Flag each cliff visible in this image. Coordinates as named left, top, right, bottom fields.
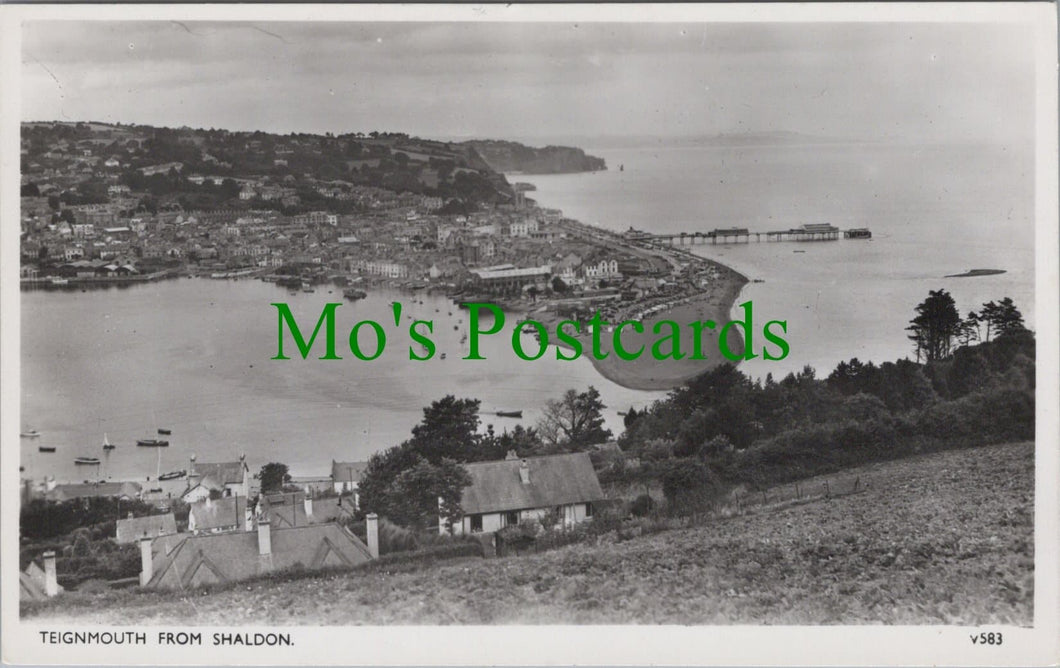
left=463, top=140, right=606, bottom=174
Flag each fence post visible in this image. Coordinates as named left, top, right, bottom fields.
left=825, top=481, right=830, bottom=498
left=796, top=483, right=800, bottom=500
left=854, top=476, right=860, bottom=492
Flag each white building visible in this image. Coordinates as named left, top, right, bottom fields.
left=508, top=218, right=540, bottom=238
left=583, top=259, right=621, bottom=280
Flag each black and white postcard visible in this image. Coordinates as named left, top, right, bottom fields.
left=2, top=3, right=1058, bottom=666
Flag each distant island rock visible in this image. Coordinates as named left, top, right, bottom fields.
left=464, top=140, right=607, bottom=174
left=945, top=269, right=1007, bottom=278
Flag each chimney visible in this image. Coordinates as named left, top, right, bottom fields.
left=366, top=513, right=379, bottom=559
left=43, top=551, right=59, bottom=597
left=138, top=538, right=152, bottom=586
left=257, top=519, right=272, bottom=557
left=304, top=495, right=313, bottom=519
left=519, top=459, right=530, bottom=485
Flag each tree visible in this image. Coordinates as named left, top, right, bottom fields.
left=390, top=458, right=471, bottom=532
left=906, top=289, right=961, bottom=362
left=538, top=386, right=612, bottom=451
left=958, top=310, right=980, bottom=347
left=978, top=301, right=1000, bottom=342
left=623, top=406, right=641, bottom=430
left=659, top=458, right=721, bottom=514
left=408, top=395, right=485, bottom=462
left=988, top=298, right=1027, bottom=338
left=493, top=424, right=543, bottom=455
left=258, top=462, right=291, bottom=493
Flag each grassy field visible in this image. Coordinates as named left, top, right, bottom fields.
left=23, top=441, right=1034, bottom=625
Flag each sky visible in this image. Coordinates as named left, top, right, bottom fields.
left=21, top=20, right=1037, bottom=145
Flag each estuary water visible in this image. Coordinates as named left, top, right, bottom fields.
left=21, top=139, right=1036, bottom=482
left=21, top=282, right=664, bottom=482
left=517, top=140, right=1036, bottom=381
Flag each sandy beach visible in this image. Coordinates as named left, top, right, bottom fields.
left=585, top=266, right=749, bottom=391
left=516, top=254, right=749, bottom=392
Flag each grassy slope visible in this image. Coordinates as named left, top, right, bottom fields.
left=24, top=441, right=1033, bottom=625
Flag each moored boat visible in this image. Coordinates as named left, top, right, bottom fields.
left=157, top=428, right=172, bottom=435
left=102, top=433, right=115, bottom=450
left=137, top=438, right=169, bottom=447
left=38, top=445, right=56, bottom=453
left=20, top=429, right=41, bottom=438
left=75, top=457, right=101, bottom=465
left=496, top=410, right=523, bottom=419
left=343, top=288, right=368, bottom=300
left=158, top=469, right=187, bottom=481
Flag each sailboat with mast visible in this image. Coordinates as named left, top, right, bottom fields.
left=102, top=433, right=115, bottom=451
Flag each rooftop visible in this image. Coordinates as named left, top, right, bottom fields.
left=460, top=452, right=604, bottom=515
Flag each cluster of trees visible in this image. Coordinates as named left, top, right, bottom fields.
left=610, top=293, right=1033, bottom=498
left=19, top=496, right=187, bottom=588
left=357, top=388, right=615, bottom=532
left=907, top=289, right=1026, bottom=362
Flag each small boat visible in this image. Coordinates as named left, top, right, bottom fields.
left=343, top=288, right=367, bottom=300
left=158, top=469, right=187, bottom=481
left=157, top=428, right=172, bottom=435
left=102, top=433, right=115, bottom=450
left=136, top=438, right=169, bottom=447
left=496, top=410, right=523, bottom=419
left=288, top=290, right=298, bottom=296
left=302, top=287, right=315, bottom=293
left=440, top=353, right=447, bottom=360
left=38, top=445, right=56, bottom=453
left=20, top=429, right=41, bottom=438
left=75, top=457, right=101, bottom=465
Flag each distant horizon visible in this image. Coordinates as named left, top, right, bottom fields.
left=22, top=21, right=1036, bottom=148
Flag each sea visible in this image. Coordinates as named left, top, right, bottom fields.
left=20, top=139, right=1036, bottom=482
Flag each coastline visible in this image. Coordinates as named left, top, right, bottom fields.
left=583, top=263, right=748, bottom=391
left=509, top=253, right=749, bottom=392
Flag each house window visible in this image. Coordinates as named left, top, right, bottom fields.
left=585, top=502, right=594, bottom=518
left=470, top=514, right=483, bottom=533
left=504, top=511, right=519, bottom=527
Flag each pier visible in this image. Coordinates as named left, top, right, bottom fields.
left=638, top=224, right=869, bottom=246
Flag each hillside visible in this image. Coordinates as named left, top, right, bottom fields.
left=464, top=140, right=607, bottom=174
left=23, top=441, right=1033, bottom=625
left=22, top=121, right=516, bottom=209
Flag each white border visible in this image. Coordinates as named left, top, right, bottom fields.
left=1, top=4, right=1057, bottom=666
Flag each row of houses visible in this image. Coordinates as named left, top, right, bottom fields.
left=25, top=451, right=604, bottom=596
